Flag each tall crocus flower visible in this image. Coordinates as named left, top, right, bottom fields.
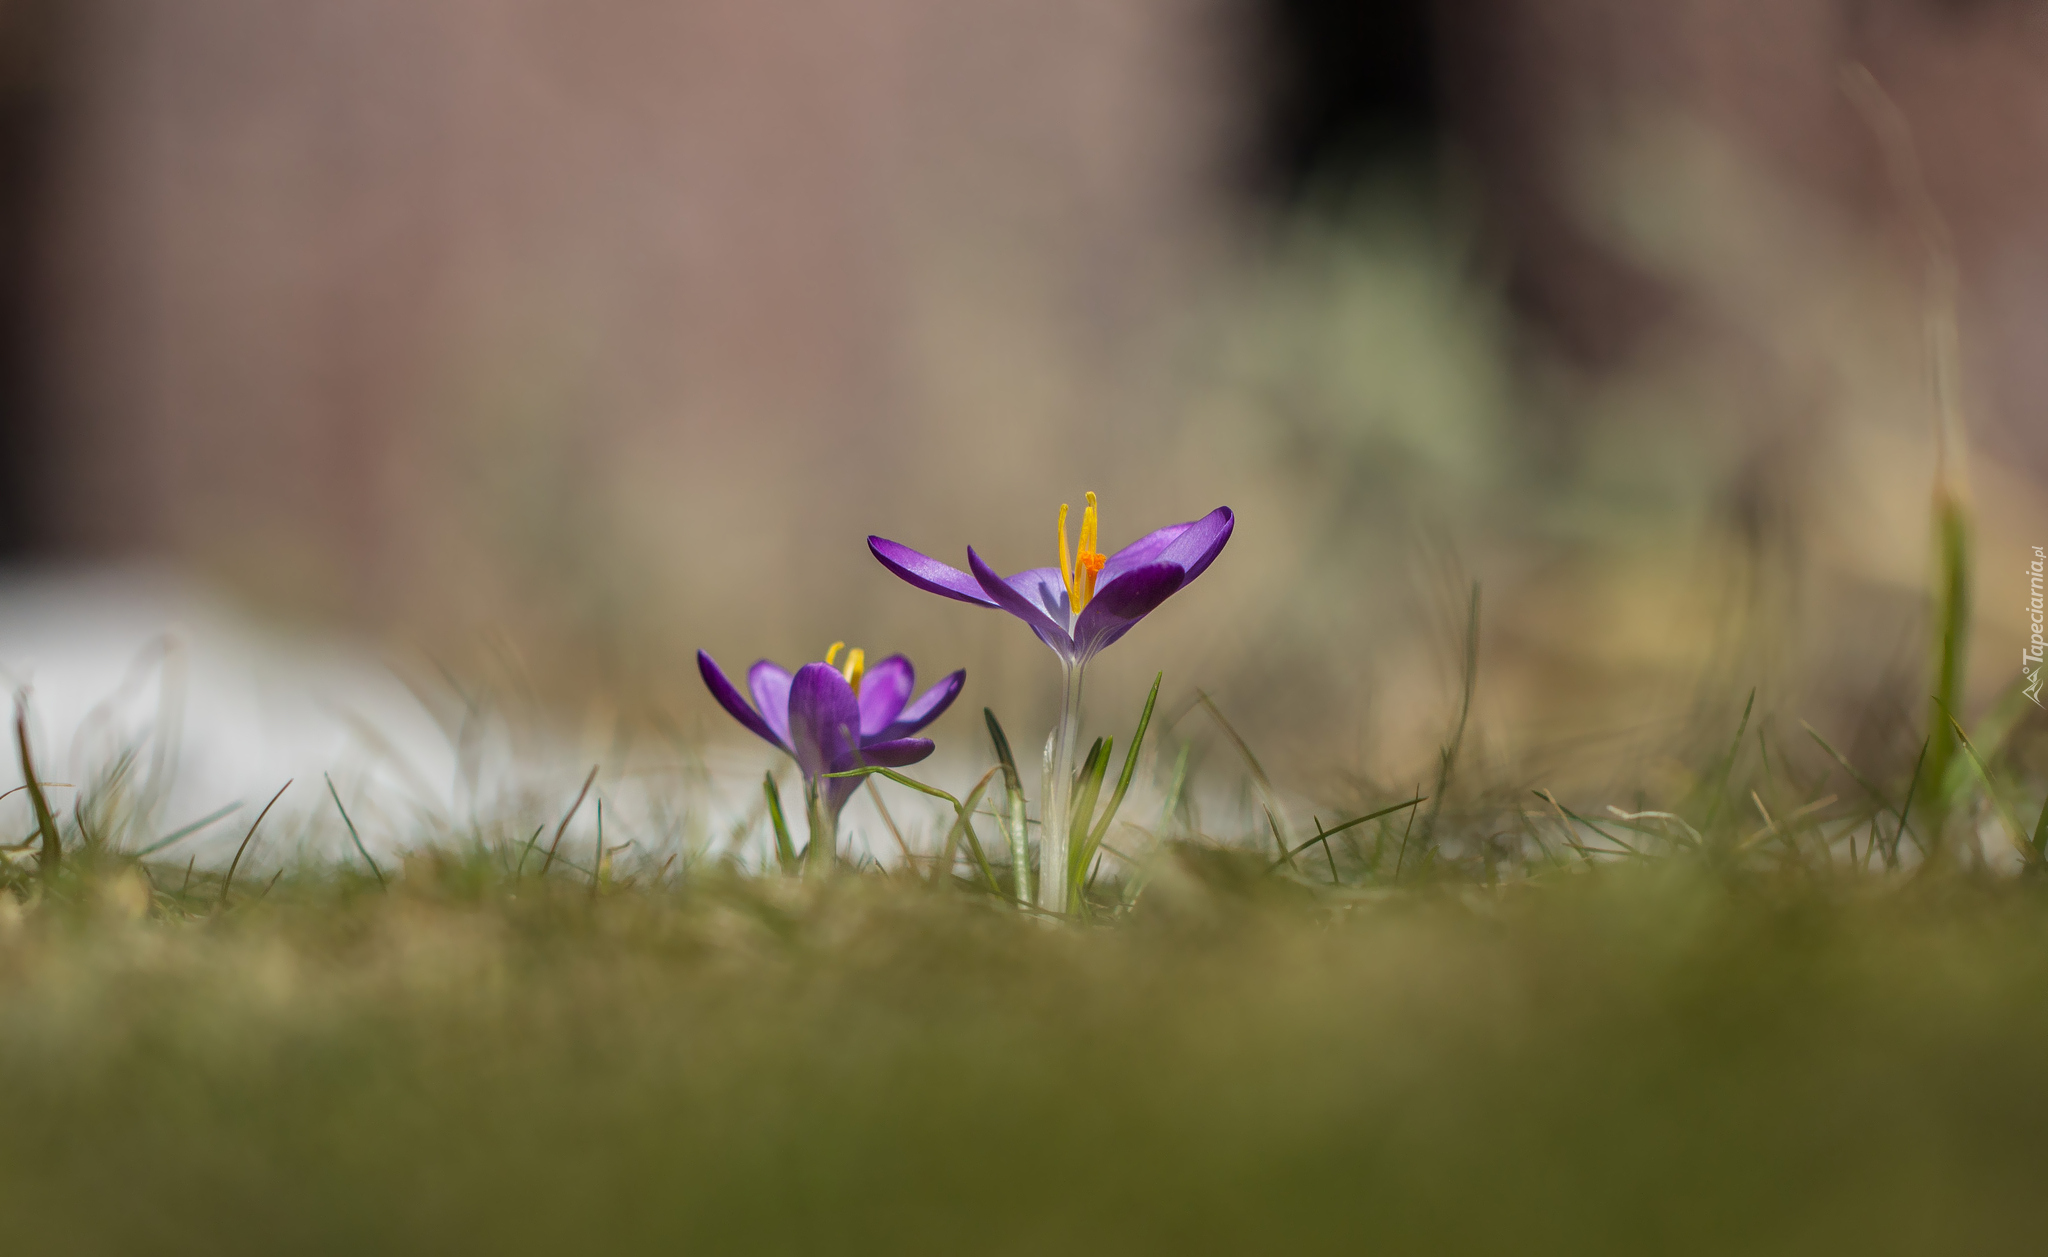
left=698, top=644, right=964, bottom=874
left=869, top=496, right=1232, bottom=910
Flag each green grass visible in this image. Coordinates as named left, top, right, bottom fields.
left=4, top=850, right=2048, bottom=1254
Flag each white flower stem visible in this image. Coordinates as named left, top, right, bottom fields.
left=1037, top=661, right=1086, bottom=913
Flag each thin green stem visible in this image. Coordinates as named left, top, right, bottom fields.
left=805, top=781, right=836, bottom=880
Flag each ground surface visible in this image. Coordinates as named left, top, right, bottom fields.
left=2, top=857, right=2045, bottom=1255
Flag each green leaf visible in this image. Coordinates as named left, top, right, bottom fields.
left=1071, top=673, right=1161, bottom=904
left=937, top=767, right=1005, bottom=897
left=763, top=772, right=798, bottom=874
left=983, top=708, right=1031, bottom=907
left=1068, top=737, right=1110, bottom=845
left=984, top=708, right=1022, bottom=797
left=821, top=764, right=1004, bottom=898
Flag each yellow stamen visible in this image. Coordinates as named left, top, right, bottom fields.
left=1058, top=502, right=1074, bottom=600
left=824, top=641, right=844, bottom=668
left=1056, top=491, right=1107, bottom=613
left=840, top=647, right=865, bottom=695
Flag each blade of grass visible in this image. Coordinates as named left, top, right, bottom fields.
left=1942, top=708, right=2035, bottom=866
left=865, top=777, right=915, bottom=868
left=1268, top=797, right=1427, bottom=870
left=1394, top=784, right=1425, bottom=874
left=1698, top=688, right=1756, bottom=836
left=1936, top=672, right=2037, bottom=803
left=824, top=764, right=1004, bottom=897
left=1535, top=790, right=1646, bottom=858
left=763, top=773, right=799, bottom=873
left=15, top=693, right=61, bottom=881
left=1891, top=735, right=1931, bottom=865
left=133, top=800, right=243, bottom=858
left=535, top=765, right=599, bottom=878
left=1196, top=690, right=1296, bottom=866
left=324, top=774, right=387, bottom=889
left=1068, top=737, right=1109, bottom=834
left=219, top=780, right=291, bottom=909
left=1417, top=583, right=1481, bottom=859
left=1844, top=63, right=1974, bottom=859
left=0, top=780, right=72, bottom=806
left=1064, top=736, right=1110, bottom=896
left=1605, top=808, right=1704, bottom=851
left=1156, top=743, right=1189, bottom=835
left=1119, top=741, right=1191, bottom=914
left=937, top=767, right=1004, bottom=896
left=1803, top=722, right=1918, bottom=866
left=985, top=708, right=1030, bottom=907
left=1074, top=672, right=1161, bottom=893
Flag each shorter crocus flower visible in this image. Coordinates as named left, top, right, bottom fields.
left=869, top=494, right=1232, bottom=911
left=698, top=643, right=964, bottom=872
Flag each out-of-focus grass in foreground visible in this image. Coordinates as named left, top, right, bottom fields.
left=4, top=858, right=2048, bottom=1255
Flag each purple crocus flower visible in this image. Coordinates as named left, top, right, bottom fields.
left=867, top=495, right=1233, bottom=665
left=867, top=494, right=1230, bottom=912
left=696, top=644, right=964, bottom=823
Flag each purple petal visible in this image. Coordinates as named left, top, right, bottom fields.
left=824, top=737, right=936, bottom=813
left=698, top=651, right=788, bottom=752
left=854, top=737, right=936, bottom=768
left=857, top=654, right=914, bottom=737
left=1004, top=566, right=1072, bottom=623
left=869, top=537, right=997, bottom=607
left=1100, top=522, right=1193, bottom=584
left=747, top=660, right=794, bottom=748
left=968, top=547, right=1076, bottom=660
left=787, top=662, right=863, bottom=784
left=1152, top=506, right=1233, bottom=584
left=1073, top=562, right=1185, bottom=660
left=1099, top=506, right=1233, bottom=586
left=877, top=669, right=964, bottom=740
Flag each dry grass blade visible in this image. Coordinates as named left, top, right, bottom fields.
left=865, top=777, right=915, bottom=867
left=1415, top=583, right=1481, bottom=863
left=537, top=765, right=600, bottom=878
left=219, top=780, right=292, bottom=909
left=1196, top=690, right=1295, bottom=865
left=14, top=693, right=64, bottom=881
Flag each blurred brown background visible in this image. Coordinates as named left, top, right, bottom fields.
left=2, top=0, right=2044, bottom=791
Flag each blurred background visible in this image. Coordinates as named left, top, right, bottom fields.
left=0, top=0, right=2045, bottom=827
